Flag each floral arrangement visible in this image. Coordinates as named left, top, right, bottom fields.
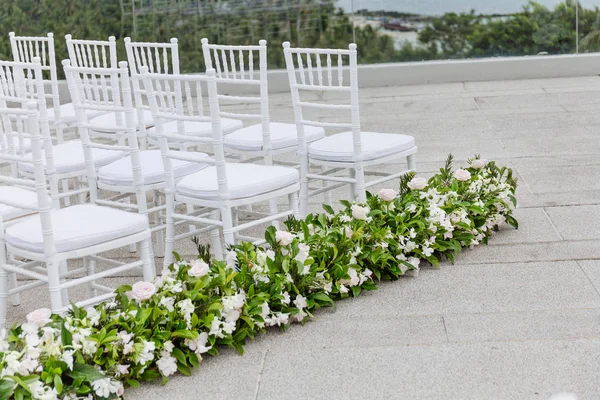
left=0, top=155, right=517, bottom=400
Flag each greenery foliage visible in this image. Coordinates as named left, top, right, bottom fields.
left=0, top=155, right=518, bottom=399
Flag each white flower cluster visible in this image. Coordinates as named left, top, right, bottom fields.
left=209, top=291, right=245, bottom=339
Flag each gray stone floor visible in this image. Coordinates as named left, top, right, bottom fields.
left=8, top=76, right=600, bottom=399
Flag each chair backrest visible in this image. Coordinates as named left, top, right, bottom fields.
left=201, top=38, right=271, bottom=152
left=282, top=42, right=361, bottom=159
left=141, top=68, right=228, bottom=198
left=124, top=37, right=180, bottom=145
left=0, top=59, right=58, bottom=203
left=65, top=35, right=118, bottom=69
left=8, top=33, right=61, bottom=110
left=0, top=102, right=57, bottom=245
left=63, top=59, right=148, bottom=211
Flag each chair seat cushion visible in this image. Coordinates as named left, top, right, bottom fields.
left=223, top=122, right=325, bottom=151
left=46, top=103, right=105, bottom=125
left=6, top=204, right=149, bottom=253
left=97, top=149, right=207, bottom=186
left=89, top=109, right=154, bottom=133
left=147, top=118, right=243, bottom=138
left=0, top=187, right=39, bottom=221
left=308, top=131, right=416, bottom=162
left=18, top=140, right=125, bottom=175
left=176, top=163, right=299, bottom=200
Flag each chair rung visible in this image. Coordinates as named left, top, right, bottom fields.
left=306, top=173, right=355, bottom=183
left=60, top=260, right=143, bottom=289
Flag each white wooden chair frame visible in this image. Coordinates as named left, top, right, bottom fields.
left=9, top=32, right=66, bottom=143
left=282, top=42, right=417, bottom=217
left=63, top=59, right=160, bottom=260
left=0, top=97, right=154, bottom=330
left=141, top=68, right=299, bottom=267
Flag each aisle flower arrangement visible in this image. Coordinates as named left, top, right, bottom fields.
left=0, top=156, right=518, bottom=400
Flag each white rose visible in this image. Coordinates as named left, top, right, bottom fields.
left=131, top=281, right=156, bottom=301
left=188, top=259, right=210, bottom=278
left=276, top=230, right=294, bottom=246
left=407, top=177, right=428, bottom=190
left=26, top=308, right=52, bottom=328
left=454, top=169, right=472, bottom=181
left=377, top=188, right=397, bottom=202
left=351, top=205, right=369, bottom=220
left=469, top=159, right=486, bottom=169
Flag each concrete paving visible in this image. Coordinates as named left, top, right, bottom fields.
left=7, top=75, right=600, bottom=399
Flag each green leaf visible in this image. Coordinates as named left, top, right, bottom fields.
left=136, top=307, right=153, bottom=325
left=126, top=379, right=141, bottom=388
left=0, top=380, right=15, bottom=400
left=172, top=348, right=187, bottom=366
left=240, top=315, right=255, bottom=330
left=322, top=204, right=335, bottom=215
left=54, top=374, right=63, bottom=394
left=177, top=363, right=192, bottom=376
left=172, top=330, right=197, bottom=340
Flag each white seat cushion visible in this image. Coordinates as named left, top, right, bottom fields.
left=89, top=109, right=154, bottom=133
left=6, top=204, right=149, bottom=253
left=177, top=163, right=299, bottom=200
left=97, top=149, right=207, bottom=186
left=0, top=187, right=39, bottom=221
left=223, top=122, right=325, bottom=151
left=19, top=140, right=125, bottom=175
left=46, top=103, right=105, bottom=125
left=147, top=118, right=243, bottom=138
left=308, top=131, right=416, bottom=162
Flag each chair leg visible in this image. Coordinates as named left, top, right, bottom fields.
left=355, top=163, right=367, bottom=203
left=186, top=203, right=195, bottom=233
left=163, top=193, right=176, bottom=270
left=0, top=231, right=9, bottom=330
left=222, top=205, right=235, bottom=247
left=83, top=256, right=97, bottom=299
left=407, top=153, right=417, bottom=171
left=47, top=258, right=63, bottom=313
left=126, top=196, right=137, bottom=253
left=319, top=165, right=332, bottom=207
left=269, top=198, right=279, bottom=229
left=8, top=269, right=19, bottom=306
left=154, top=191, right=165, bottom=258
left=289, top=192, right=299, bottom=218
left=299, top=154, right=310, bottom=218
left=349, top=168, right=357, bottom=200
left=61, top=180, right=71, bottom=207
left=140, top=236, right=155, bottom=282
left=58, top=260, right=70, bottom=306
left=209, top=210, right=223, bottom=261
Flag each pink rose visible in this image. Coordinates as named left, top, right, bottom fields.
left=188, top=259, right=210, bottom=278
left=351, top=205, right=369, bottom=220
left=131, top=281, right=156, bottom=301
left=344, top=226, right=353, bottom=239
left=275, top=230, right=294, bottom=246
left=454, top=169, right=471, bottom=181
left=377, top=188, right=397, bottom=202
left=26, top=308, right=52, bottom=328
left=469, top=159, right=486, bottom=170
left=407, top=177, right=427, bottom=190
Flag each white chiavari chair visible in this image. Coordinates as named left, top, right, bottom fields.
left=201, top=38, right=325, bottom=163
left=283, top=42, right=418, bottom=217
left=125, top=37, right=243, bottom=150
left=142, top=68, right=300, bottom=267
left=9, top=32, right=107, bottom=144
left=0, top=99, right=154, bottom=330
left=65, top=34, right=149, bottom=144
left=64, top=58, right=206, bottom=258
left=1, top=58, right=124, bottom=208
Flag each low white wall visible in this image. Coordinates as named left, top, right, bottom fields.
left=53, top=52, right=600, bottom=100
